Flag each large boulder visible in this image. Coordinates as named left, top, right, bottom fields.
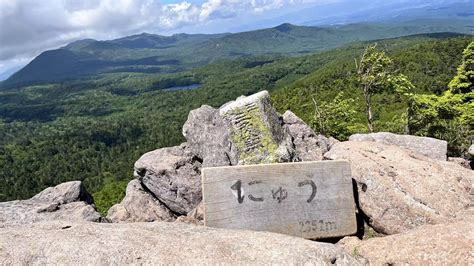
left=0, top=220, right=362, bottom=265
left=338, top=218, right=474, bottom=265
left=219, top=90, right=294, bottom=165
left=282, top=110, right=329, bottom=161
left=324, top=141, right=473, bottom=235
left=182, top=105, right=237, bottom=167
left=349, top=132, right=448, bottom=160
left=0, top=181, right=101, bottom=227
left=107, top=180, right=175, bottom=223
left=134, top=144, right=202, bottom=215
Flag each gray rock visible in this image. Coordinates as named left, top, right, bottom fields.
left=0, top=200, right=101, bottom=228
left=327, top=137, right=340, bottom=149
left=0, top=181, right=100, bottom=228
left=107, top=180, right=175, bottom=223
left=219, top=91, right=294, bottom=165
left=282, top=110, right=329, bottom=161
left=182, top=105, right=237, bottom=167
left=0, top=221, right=363, bottom=265
left=349, top=132, right=447, bottom=160
left=134, top=144, right=202, bottom=215
left=31, top=181, right=94, bottom=205
left=448, top=157, right=472, bottom=170
left=175, top=202, right=204, bottom=225
left=338, top=217, right=474, bottom=265
left=324, top=141, right=474, bottom=235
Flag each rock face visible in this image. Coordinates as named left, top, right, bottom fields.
left=324, top=141, right=474, bottom=235
left=182, top=105, right=237, bottom=167
left=107, top=180, right=175, bottom=222
left=0, top=181, right=101, bottom=227
left=349, top=132, right=448, bottom=160
left=0, top=221, right=362, bottom=265
left=283, top=110, right=329, bottom=161
left=220, top=91, right=294, bottom=164
left=338, top=218, right=474, bottom=265
left=134, top=144, right=202, bottom=215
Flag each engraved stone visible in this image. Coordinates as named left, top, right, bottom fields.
left=219, top=91, right=293, bottom=165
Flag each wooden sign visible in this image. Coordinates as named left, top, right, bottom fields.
left=202, top=161, right=357, bottom=239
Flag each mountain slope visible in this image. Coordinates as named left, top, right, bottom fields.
left=3, top=18, right=472, bottom=87
left=0, top=34, right=471, bottom=212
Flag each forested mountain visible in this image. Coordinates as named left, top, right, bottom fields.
left=2, top=17, right=472, bottom=87
left=1, top=31, right=472, bottom=213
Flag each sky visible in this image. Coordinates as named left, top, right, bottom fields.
left=0, top=0, right=459, bottom=77
left=0, top=0, right=342, bottom=75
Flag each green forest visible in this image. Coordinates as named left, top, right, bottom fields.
left=0, top=33, right=472, bottom=214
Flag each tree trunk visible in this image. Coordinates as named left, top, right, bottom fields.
left=312, top=98, right=324, bottom=135
left=364, top=87, right=374, bottom=132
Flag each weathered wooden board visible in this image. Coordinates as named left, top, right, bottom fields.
left=202, top=161, right=357, bottom=239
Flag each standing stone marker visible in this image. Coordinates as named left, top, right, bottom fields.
left=219, top=91, right=293, bottom=165
left=202, top=161, right=357, bottom=239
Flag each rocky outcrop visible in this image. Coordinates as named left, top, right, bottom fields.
left=282, top=110, right=329, bottom=161
left=182, top=105, right=236, bottom=167
left=349, top=132, right=448, bottom=160
left=0, top=181, right=101, bottom=227
left=0, top=220, right=362, bottom=265
left=107, top=180, right=175, bottom=222
left=124, top=91, right=328, bottom=222
left=113, top=90, right=472, bottom=243
left=134, top=144, right=202, bottom=215
left=325, top=141, right=474, bottom=235
left=338, top=218, right=474, bottom=265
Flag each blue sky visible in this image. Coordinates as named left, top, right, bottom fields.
left=161, top=0, right=207, bottom=3
left=0, top=0, right=466, bottom=75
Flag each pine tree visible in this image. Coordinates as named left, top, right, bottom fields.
left=448, top=41, right=474, bottom=94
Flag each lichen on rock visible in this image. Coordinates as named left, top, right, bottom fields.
left=219, top=91, right=293, bottom=164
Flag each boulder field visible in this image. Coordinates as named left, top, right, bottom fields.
left=0, top=91, right=472, bottom=264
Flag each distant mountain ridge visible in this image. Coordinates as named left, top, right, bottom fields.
left=3, top=18, right=473, bottom=87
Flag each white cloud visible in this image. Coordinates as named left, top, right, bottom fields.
left=0, top=0, right=329, bottom=73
